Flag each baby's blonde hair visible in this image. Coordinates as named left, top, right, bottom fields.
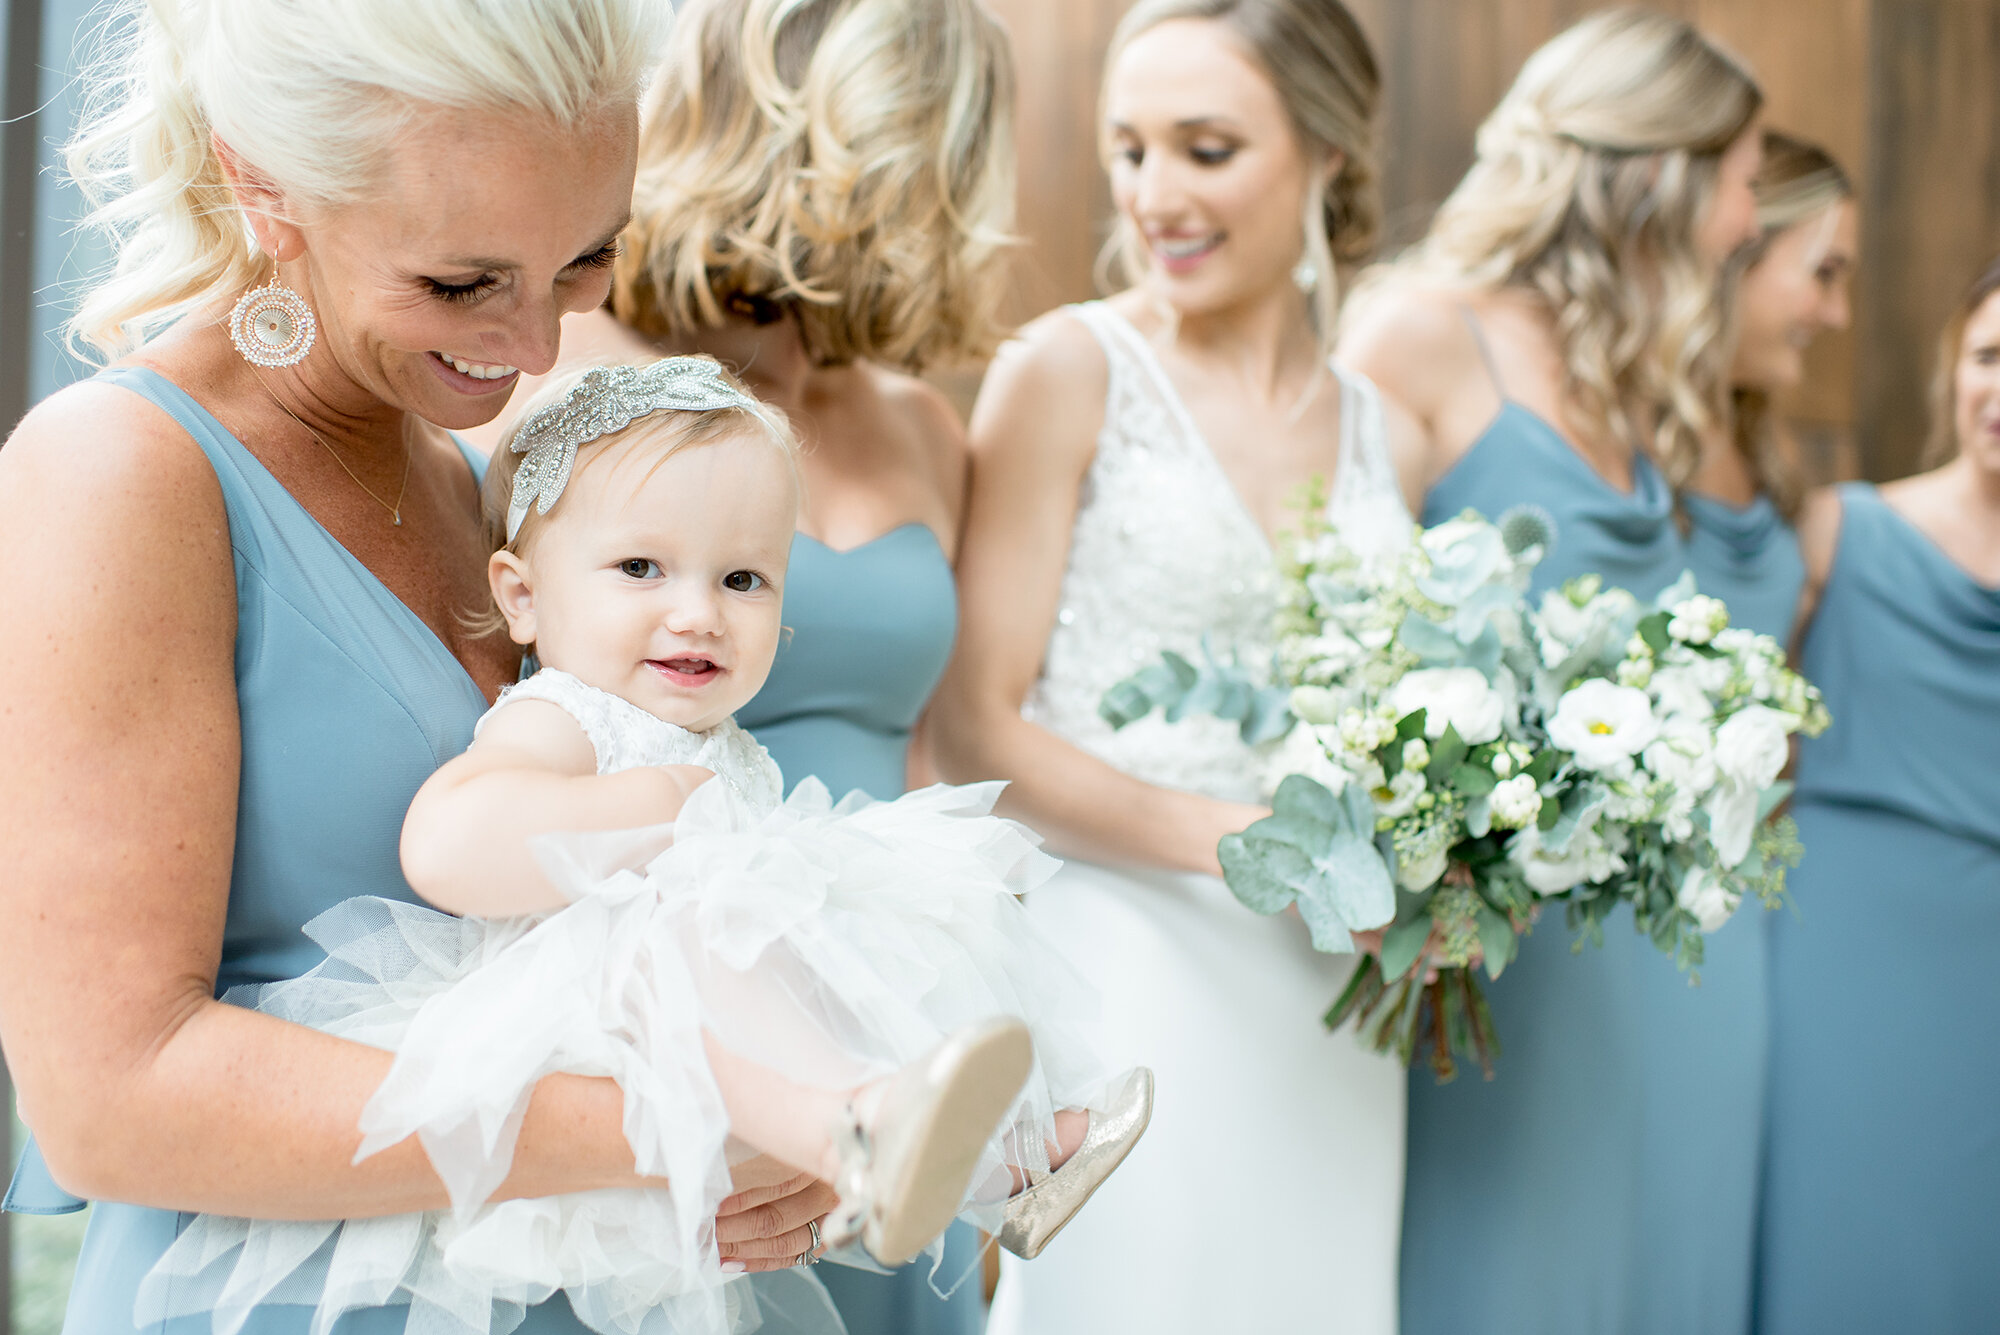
left=64, top=0, right=665, bottom=359
left=1353, top=9, right=1762, bottom=490
left=613, top=0, right=1016, bottom=371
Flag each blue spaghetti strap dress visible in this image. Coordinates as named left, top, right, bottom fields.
left=1755, top=484, right=2000, bottom=1333
left=1398, top=317, right=1769, bottom=1335
left=0, top=365, right=598, bottom=1333
left=735, top=524, right=985, bottom=1335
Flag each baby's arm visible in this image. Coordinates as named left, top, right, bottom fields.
left=401, top=698, right=715, bottom=917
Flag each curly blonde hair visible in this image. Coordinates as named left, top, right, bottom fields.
left=64, top=0, right=665, bottom=359
left=612, top=0, right=1016, bottom=371
left=1361, top=9, right=1761, bottom=490
left=1097, top=0, right=1382, bottom=354
left=1730, top=130, right=1852, bottom=518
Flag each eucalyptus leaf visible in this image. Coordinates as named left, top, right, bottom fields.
left=1098, top=679, right=1153, bottom=730
left=1541, top=783, right=1611, bottom=856
left=1301, top=832, right=1398, bottom=943
left=1451, top=763, right=1498, bottom=797
left=1378, top=915, right=1431, bottom=980
left=1465, top=794, right=1493, bottom=838
left=1242, top=688, right=1298, bottom=744
left=1271, top=774, right=1344, bottom=828
left=1217, top=833, right=1309, bottom=914
left=1477, top=904, right=1518, bottom=979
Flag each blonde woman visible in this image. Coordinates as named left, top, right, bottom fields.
left=1758, top=258, right=2000, bottom=1334
left=1687, top=129, right=1856, bottom=638
left=486, top=2, right=1028, bottom=1330
left=1339, top=12, right=1764, bottom=1335
left=0, top=1, right=851, bottom=1331
left=933, top=2, right=1411, bottom=1330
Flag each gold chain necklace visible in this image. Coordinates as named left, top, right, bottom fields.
left=266, top=392, right=413, bottom=526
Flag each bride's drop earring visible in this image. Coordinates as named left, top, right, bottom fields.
left=229, top=281, right=317, bottom=368
left=1292, top=257, right=1319, bottom=295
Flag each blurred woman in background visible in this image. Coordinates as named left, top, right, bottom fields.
left=1758, top=256, right=2000, bottom=1335
left=1340, top=12, right=1767, bottom=1334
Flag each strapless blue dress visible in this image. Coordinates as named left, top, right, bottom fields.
left=1755, top=484, right=2000, bottom=1332
left=1, top=368, right=602, bottom=1331
left=737, top=524, right=984, bottom=1335
left=1399, top=403, right=1774, bottom=1335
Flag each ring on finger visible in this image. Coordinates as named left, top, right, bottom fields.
left=808, top=1217, right=823, bottom=1253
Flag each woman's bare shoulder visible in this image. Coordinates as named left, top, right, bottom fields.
left=967, top=308, right=1109, bottom=450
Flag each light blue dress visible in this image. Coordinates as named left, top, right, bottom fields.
left=1, top=367, right=597, bottom=1331
left=1400, top=337, right=1777, bottom=1335
left=1755, top=484, right=2000, bottom=1333
left=736, top=524, right=985, bottom=1335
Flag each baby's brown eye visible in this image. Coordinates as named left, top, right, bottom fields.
left=724, top=570, right=764, bottom=593
left=618, top=558, right=661, bottom=579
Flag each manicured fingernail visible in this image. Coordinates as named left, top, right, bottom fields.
left=721, top=1262, right=747, bottom=1275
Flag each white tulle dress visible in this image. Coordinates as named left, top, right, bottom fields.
left=140, top=668, right=1111, bottom=1335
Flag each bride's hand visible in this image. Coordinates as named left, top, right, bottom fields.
left=715, top=1160, right=841, bottom=1273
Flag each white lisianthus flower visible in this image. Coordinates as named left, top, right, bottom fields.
left=1507, top=823, right=1629, bottom=897
left=1375, top=768, right=1427, bottom=819
left=1676, top=865, right=1741, bottom=933
left=1265, top=724, right=1352, bottom=800
left=1489, top=774, right=1543, bottom=830
left=1668, top=594, right=1729, bottom=645
left=1388, top=667, right=1506, bottom=745
left=1403, top=737, right=1431, bottom=771
left=1548, top=680, right=1660, bottom=776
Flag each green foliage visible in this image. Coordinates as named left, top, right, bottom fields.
left=1219, top=776, right=1396, bottom=954
left=1098, top=641, right=1295, bottom=743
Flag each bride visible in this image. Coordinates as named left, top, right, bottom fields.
left=930, top=1, right=1411, bottom=1330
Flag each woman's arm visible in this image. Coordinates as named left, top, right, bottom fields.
left=400, top=699, right=712, bottom=916
left=928, top=316, right=1266, bottom=877
left=0, top=383, right=818, bottom=1242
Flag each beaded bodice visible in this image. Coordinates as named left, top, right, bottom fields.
left=483, top=668, right=784, bottom=810
left=1024, top=302, right=1409, bottom=803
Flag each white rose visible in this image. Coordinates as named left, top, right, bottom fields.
left=1548, top=680, right=1661, bottom=775
left=1641, top=718, right=1718, bottom=796
left=1266, top=725, right=1351, bottom=800
left=1508, top=823, right=1628, bottom=897
left=1388, top=667, right=1506, bottom=745
left=1713, top=705, right=1790, bottom=789
left=1676, top=865, right=1741, bottom=933
left=1649, top=665, right=1715, bottom=723
left=1396, top=843, right=1450, bottom=890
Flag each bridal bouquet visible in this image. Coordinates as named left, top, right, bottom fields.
left=1101, top=499, right=1829, bottom=1079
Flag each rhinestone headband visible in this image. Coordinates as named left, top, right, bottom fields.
left=506, top=357, right=764, bottom=541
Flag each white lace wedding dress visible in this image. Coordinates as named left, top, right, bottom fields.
left=986, top=302, right=1408, bottom=1335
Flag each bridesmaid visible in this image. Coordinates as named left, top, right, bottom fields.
left=496, top=0, right=1020, bottom=1329
left=1757, top=258, right=2000, bottom=1333
left=937, top=3, right=1412, bottom=1331
left=1340, top=13, right=1765, bottom=1335
left=1691, top=129, right=1857, bottom=635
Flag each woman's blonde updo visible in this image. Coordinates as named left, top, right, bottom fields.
left=612, top=0, right=1016, bottom=372
left=1362, top=8, right=1761, bottom=490
left=1731, top=131, right=1853, bottom=517
left=1098, top=0, right=1382, bottom=350
left=65, top=0, right=667, bottom=360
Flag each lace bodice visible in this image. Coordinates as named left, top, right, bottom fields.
left=481, top=668, right=785, bottom=810
left=1024, top=302, right=1410, bottom=803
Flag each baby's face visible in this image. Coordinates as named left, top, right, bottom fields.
left=507, top=426, right=797, bottom=732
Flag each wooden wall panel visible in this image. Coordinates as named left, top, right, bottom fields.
left=1857, top=0, right=2000, bottom=479
left=977, top=0, right=1999, bottom=483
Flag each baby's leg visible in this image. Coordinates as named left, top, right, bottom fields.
left=702, top=1031, right=858, bottom=1185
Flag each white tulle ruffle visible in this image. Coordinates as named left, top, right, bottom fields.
left=139, top=778, right=1108, bottom=1335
